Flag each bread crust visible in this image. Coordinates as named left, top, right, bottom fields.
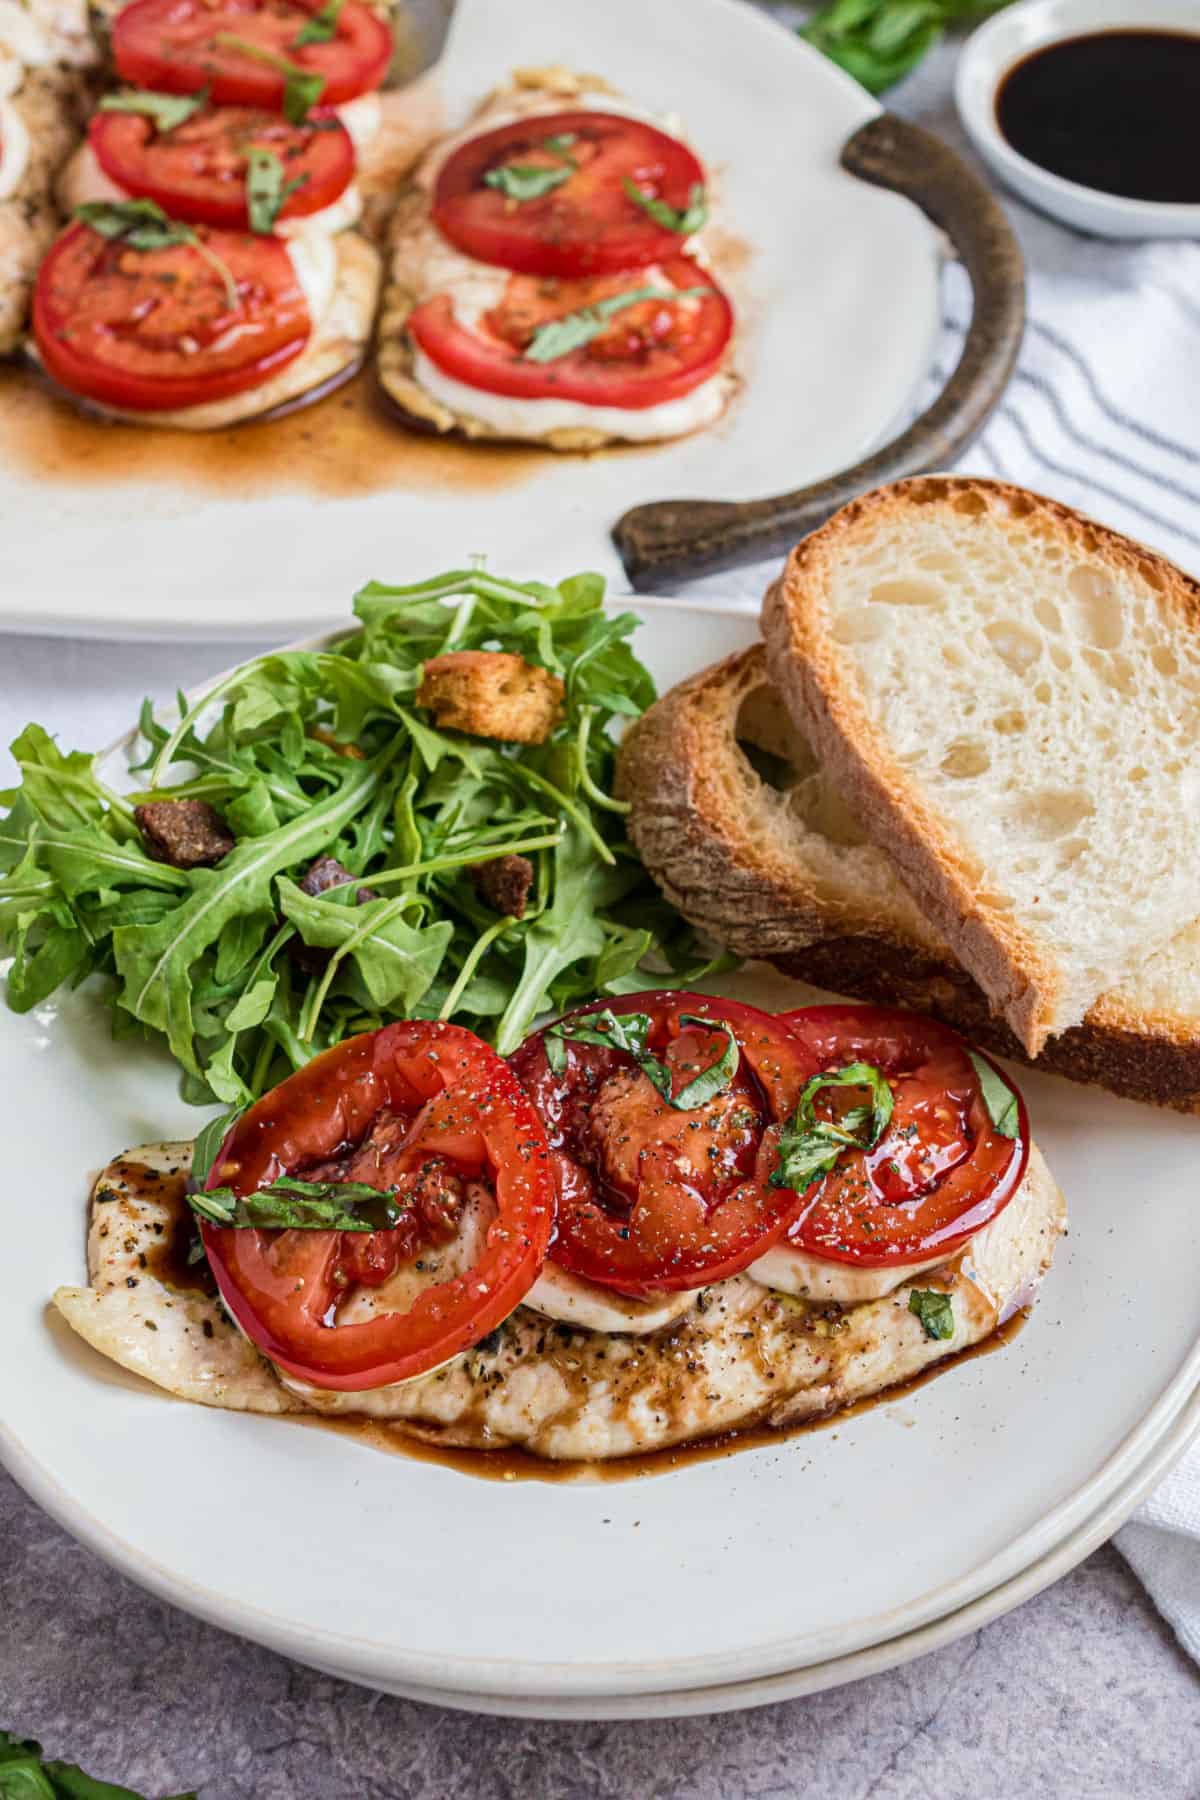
left=621, top=637, right=1200, bottom=1114
left=762, top=476, right=1200, bottom=1056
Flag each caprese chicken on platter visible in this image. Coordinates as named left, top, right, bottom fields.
left=28, top=0, right=432, bottom=425
left=377, top=66, right=739, bottom=449
left=55, top=995, right=1064, bottom=1464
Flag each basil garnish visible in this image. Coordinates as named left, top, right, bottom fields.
left=191, top=1104, right=246, bottom=1190
left=245, top=146, right=309, bottom=233
left=523, top=284, right=713, bottom=364
left=968, top=1050, right=1021, bottom=1139
left=74, top=200, right=239, bottom=309
left=484, top=162, right=573, bottom=202
left=623, top=177, right=708, bottom=234
left=211, top=33, right=326, bottom=122
left=293, top=0, right=344, bottom=47
left=546, top=1008, right=737, bottom=1111
left=99, top=85, right=209, bottom=132
left=908, top=1288, right=955, bottom=1341
left=190, top=1175, right=404, bottom=1232
left=770, top=1061, right=895, bottom=1194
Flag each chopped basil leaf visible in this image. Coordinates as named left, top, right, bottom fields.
left=546, top=1008, right=737, bottom=1111
left=211, top=33, right=326, bottom=122
left=0, top=1728, right=196, bottom=1799
left=908, top=1288, right=955, bottom=1341
left=190, top=1174, right=404, bottom=1232
left=623, top=176, right=709, bottom=235
left=191, top=1104, right=245, bottom=1188
left=293, top=0, right=344, bottom=47
left=523, top=284, right=712, bottom=364
left=770, top=1061, right=894, bottom=1194
left=99, top=85, right=209, bottom=132
left=73, top=199, right=240, bottom=308
left=541, top=132, right=578, bottom=154
left=968, top=1050, right=1021, bottom=1139
left=245, top=145, right=309, bottom=234
left=484, top=161, right=573, bottom=202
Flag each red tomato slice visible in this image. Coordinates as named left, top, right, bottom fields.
left=201, top=1020, right=555, bottom=1390
left=32, top=219, right=311, bottom=413
left=778, top=1006, right=1030, bottom=1269
left=508, top=992, right=821, bottom=1294
left=408, top=257, right=733, bottom=411
left=432, top=110, right=706, bottom=276
left=90, top=104, right=355, bottom=230
left=112, top=0, right=392, bottom=110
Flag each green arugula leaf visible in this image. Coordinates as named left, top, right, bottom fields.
left=968, top=1050, right=1021, bottom=1138
left=771, top=1062, right=895, bottom=1193
left=244, top=146, right=309, bottom=234
left=190, top=1174, right=403, bottom=1231
left=622, top=177, right=708, bottom=234
left=484, top=162, right=573, bottom=202
left=523, top=284, right=713, bottom=365
left=98, top=87, right=209, bottom=132
left=293, top=0, right=343, bottom=46
left=908, top=1287, right=955, bottom=1341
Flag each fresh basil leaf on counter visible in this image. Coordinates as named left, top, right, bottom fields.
left=245, top=146, right=310, bottom=233
left=622, top=177, right=708, bottom=234
left=908, top=1288, right=956, bottom=1341
left=293, top=0, right=344, bottom=46
left=799, top=0, right=1014, bottom=96
left=0, top=1730, right=197, bottom=1799
left=98, top=86, right=209, bottom=132
left=523, top=285, right=712, bottom=364
left=968, top=1050, right=1021, bottom=1138
left=771, top=1061, right=895, bottom=1193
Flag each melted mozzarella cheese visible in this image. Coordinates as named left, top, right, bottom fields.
left=335, top=92, right=381, bottom=152
left=522, top=1261, right=699, bottom=1335
left=412, top=346, right=730, bottom=442
left=284, top=228, right=336, bottom=322
left=748, top=1241, right=951, bottom=1305
left=0, top=90, right=30, bottom=199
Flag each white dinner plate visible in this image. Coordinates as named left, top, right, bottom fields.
left=4, top=600, right=1199, bottom=1708
left=0, top=0, right=941, bottom=641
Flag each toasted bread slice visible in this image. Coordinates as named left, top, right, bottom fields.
left=617, top=643, right=1200, bottom=1112
left=762, top=478, right=1200, bottom=1056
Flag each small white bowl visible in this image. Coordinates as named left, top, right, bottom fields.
left=955, top=0, right=1200, bottom=238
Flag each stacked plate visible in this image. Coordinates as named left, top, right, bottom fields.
left=3, top=602, right=1199, bottom=1718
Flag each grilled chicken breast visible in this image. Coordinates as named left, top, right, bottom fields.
left=54, top=1136, right=1065, bottom=1461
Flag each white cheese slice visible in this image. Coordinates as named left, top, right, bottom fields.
left=335, top=91, right=381, bottom=153
left=411, top=346, right=730, bottom=443
left=748, top=1241, right=951, bottom=1305
left=284, top=226, right=336, bottom=321
left=0, top=89, right=30, bottom=200
left=522, top=1261, right=698, bottom=1335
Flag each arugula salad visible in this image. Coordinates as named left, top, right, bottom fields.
left=0, top=568, right=720, bottom=1107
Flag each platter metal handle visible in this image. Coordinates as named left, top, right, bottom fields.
left=612, top=113, right=1026, bottom=589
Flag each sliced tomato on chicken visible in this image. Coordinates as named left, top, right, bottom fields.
left=509, top=993, right=820, bottom=1294
left=112, top=0, right=392, bottom=110
left=433, top=110, right=706, bottom=276
left=770, top=1006, right=1030, bottom=1270
left=408, top=258, right=733, bottom=411
left=32, top=219, right=311, bottom=413
left=200, top=1020, right=555, bottom=1391
left=90, top=103, right=355, bottom=230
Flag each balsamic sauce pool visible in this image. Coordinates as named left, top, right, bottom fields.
left=995, top=30, right=1200, bottom=205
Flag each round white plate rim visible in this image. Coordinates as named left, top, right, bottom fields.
left=306, top=1386, right=1200, bottom=1716
left=3, top=598, right=1197, bottom=1703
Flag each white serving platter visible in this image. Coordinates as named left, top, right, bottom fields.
left=0, top=0, right=941, bottom=640
left=3, top=599, right=1200, bottom=1711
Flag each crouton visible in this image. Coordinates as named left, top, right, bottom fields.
left=471, top=854, right=534, bottom=920
left=134, top=800, right=234, bottom=870
left=416, top=651, right=564, bottom=744
left=288, top=856, right=378, bottom=976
